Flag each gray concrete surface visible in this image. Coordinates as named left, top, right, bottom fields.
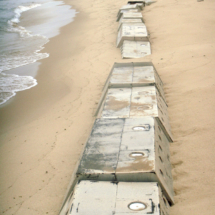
left=121, top=40, right=151, bottom=58
left=60, top=181, right=170, bottom=215
left=77, top=117, right=174, bottom=204
left=117, top=23, right=148, bottom=47
left=96, top=85, right=173, bottom=142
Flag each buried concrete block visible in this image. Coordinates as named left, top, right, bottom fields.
left=61, top=181, right=170, bottom=215
left=121, top=40, right=151, bottom=58
left=118, top=12, right=144, bottom=23
left=118, top=18, right=143, bottom=31
left=96, top=85, right=173, bottom=142
left=104, top=62, right=166, bottom=103
left=127, top=2, right=145, bottom=9
left=117, top=23, right=148, bottom=47
left=77, top=117, right=174, bottom=204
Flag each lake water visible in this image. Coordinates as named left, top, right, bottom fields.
left=0, top=0, right=77, bottom=105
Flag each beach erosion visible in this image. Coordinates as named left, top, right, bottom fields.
left=0, top=0, right=215, bottom=214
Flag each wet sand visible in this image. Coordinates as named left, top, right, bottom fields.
left=0, top=0, right=215, bottom=214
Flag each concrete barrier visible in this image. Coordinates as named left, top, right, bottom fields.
left=101, top=62, right=166, bottom=103
left=117, top=12, right=144, bottom=22
left=120, top=3, right=144, bottom=11
left=117, top=9, right=141, bottom=21
left=61, top=181, right=170, bottom=215
left=127, top=2, right=145, bottom=9
left=121, top=40, right=151, bottom=58
left=118, top=18, right=143, bottom=31
left=77, top=117, right=174, bottom=204
left=96, top=85, right=172, bottom=142
left=117, top=23, right=148, bottom=47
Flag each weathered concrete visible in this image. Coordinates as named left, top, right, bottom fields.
left=118, top=18, right=143, bottom=31
left=77, top=117, right=174, bottom=204
left=101, top=62, right=166, bottom=103
left=117, top=23, right=148, bottom=47
left=117, top=5, right=143, bottom=21
left=118, top=12, right=144, bottom=23
left=96, top=85, right=172, bottom=142
left=121, top=3, right=144, bottom=10
left=117, top=9, right=140, bottom=22
left=121, top=40, right=151, bottom=58
left=60, top=181, right=170, bottom=215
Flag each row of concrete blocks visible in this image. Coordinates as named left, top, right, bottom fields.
left=116, top=2, right=151, bottom=59
left=59, top=62, right=173, bottom=215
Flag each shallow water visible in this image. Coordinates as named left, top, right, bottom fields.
left=0, top=0, right=77, bottom=105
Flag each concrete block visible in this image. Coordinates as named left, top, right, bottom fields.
left=105, top=62, right=166, bottom=104
left=117, top=23, right=148, bottom=47
left=120, top=3, right=144, bottom=10
left=118, top=18, right=143, bottom=31
left=128, top=1, right=155, bottom=6
left=120, top=40, right=151, bottom=58
left=77, top=117, right=174, bottom=204
left=118, top=12, right=144, bottom=23
left=96, top=85, right=172, bottom=142
left=127, top=2, right=145, bottom=9
left=117, top=9, right=140, bottom=21
left=117, top=7, right=141, bottom=20
left=61, top=181, right=170, bottom=215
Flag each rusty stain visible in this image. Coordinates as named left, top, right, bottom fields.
left=116, top=158, right=154, bottom=173
left=105, top=96, right=130, bottom=111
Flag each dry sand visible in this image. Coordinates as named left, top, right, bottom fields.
left=0, top=0, right=215, bottom=214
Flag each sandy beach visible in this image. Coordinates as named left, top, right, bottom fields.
left=0, top=0, right=215, bottom=214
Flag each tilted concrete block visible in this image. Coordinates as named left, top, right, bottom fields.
left=117, top=23, right=148, bottom=47
left=96, top=85, right=172, bottom=142
left=127, top=2, right=145, bottom=9
left=120, top=3, right=144, bottom=11
left=120, top=40, right=151, bottom=58
left=128, top=1, right=155, bottom=6
left=77, top=117, right=174, bottom=204
left=118, top=18, right=143, bottom=31
left=117, top=5, right=143, bottom=21
left=118, top=12, right=144, bottom=23
left=61, top=181, right=170, bottom=215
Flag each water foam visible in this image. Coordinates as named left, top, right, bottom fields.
left=0, top=72, right=37, bottom=105
left=8, top=4, right=41, bottom=37
left=0, top=3, right=47, bottom=106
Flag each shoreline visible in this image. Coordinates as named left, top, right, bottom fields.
left=1, top=0, right=215, bottom=214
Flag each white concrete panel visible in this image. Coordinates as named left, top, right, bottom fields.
left=77, top=117, right=174, bottom=204
left=62, top=181, right=169, bottom=215
left=97, top=85, right=172, bottom=141
left=118, top=12, right=144, bottom=23
left=118, top=18, right=143, bottom=31
left=103, top=62, right=166, bottom=103
left=117, top=23, right=148, bottom=47
left=110, top=67, right=133, bottom=84
left=101, top=88, right=131, bottom=118
left=121, top=40, right=151, bottom=58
